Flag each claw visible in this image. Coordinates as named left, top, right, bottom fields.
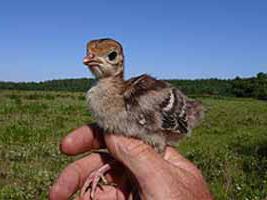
left=80, top=164, right=112, bottom=200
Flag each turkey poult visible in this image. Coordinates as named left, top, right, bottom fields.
left=81, top=38, right=204, bottom=199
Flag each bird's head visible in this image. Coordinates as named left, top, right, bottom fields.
left=83, top=38, right=124, bottom=79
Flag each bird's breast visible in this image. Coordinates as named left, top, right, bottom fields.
left=86, top=83, right=127, bottom=131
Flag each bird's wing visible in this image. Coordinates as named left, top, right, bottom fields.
left=124, top=74, right=204, bottom=135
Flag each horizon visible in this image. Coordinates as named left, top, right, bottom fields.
left=1, top=0, right=267, bottom=82
left=1, top=72, right=264, bottom=84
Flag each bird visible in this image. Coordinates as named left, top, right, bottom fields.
left=81, top=38, right=204, bottom=199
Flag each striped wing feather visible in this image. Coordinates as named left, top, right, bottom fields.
left=123, top=74, right=204, bottom=136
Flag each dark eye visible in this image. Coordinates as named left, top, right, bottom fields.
left=108, top=51, right=117, bottom=61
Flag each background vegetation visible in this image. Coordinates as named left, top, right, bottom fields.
left=1, top=72, right=267, bottom=100
left=0, top=73, right=266, bottom=199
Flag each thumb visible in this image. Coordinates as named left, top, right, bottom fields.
left=104, top=134, right=167, bottom=183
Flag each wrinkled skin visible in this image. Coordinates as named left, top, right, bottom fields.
left=49, top=124, right=213, bottom=200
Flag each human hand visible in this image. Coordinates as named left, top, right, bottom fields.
left=49, top=124, right=212, bottom=200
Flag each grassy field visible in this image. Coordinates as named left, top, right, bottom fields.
left=0, top=90, right=266, bottom=200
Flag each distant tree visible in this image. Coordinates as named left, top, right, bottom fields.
left=1, top=73, right=266, bottom=100
left=231, top=72, right=267, bottom=100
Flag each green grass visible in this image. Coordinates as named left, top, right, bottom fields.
left=0, top=90, right=266, bottom=200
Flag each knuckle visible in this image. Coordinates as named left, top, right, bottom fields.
left=120, top=139, right=152, bottom=158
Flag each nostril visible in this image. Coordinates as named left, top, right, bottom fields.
left=83, top=57, right=90, bottom=64
left=88, top=53, right=95, bottom=59
left=83, top=53, right=95, bottom=64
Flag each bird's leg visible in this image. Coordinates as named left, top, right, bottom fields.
left=80, top=163, right=112, bottom=200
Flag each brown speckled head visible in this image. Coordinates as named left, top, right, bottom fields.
left=83, top=38, right=124, bottom=79
left=87, top=39, right=123, bottom=56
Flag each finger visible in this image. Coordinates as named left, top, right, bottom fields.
left=105, top=136, right=210, bottom=199
left=60, top=124, right=105, bottom=155
left=49, top=153, right=114, bottom=200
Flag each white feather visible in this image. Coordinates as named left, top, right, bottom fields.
left=163, top=90, right=175, bottom=111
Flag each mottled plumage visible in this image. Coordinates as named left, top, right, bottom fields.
left=82, top=38, right=204, bottom=199
left=84, top=38, right=204, bottom=153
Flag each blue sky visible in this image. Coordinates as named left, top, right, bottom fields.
left=0, top=0, right=266, bottom=82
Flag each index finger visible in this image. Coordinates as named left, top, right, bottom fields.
left=60, top=124, right=106, bottom=155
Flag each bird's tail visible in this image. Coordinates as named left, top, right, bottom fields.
left=186, top=99, right=205, bottom=129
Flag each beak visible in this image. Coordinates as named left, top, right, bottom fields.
left=83, top=53, right=99, bottom=66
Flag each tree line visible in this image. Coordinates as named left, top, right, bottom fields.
left=0, top=72, right=266, bottom=100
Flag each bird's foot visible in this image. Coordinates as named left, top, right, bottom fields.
left=80, top=163, right=112, bottom=200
